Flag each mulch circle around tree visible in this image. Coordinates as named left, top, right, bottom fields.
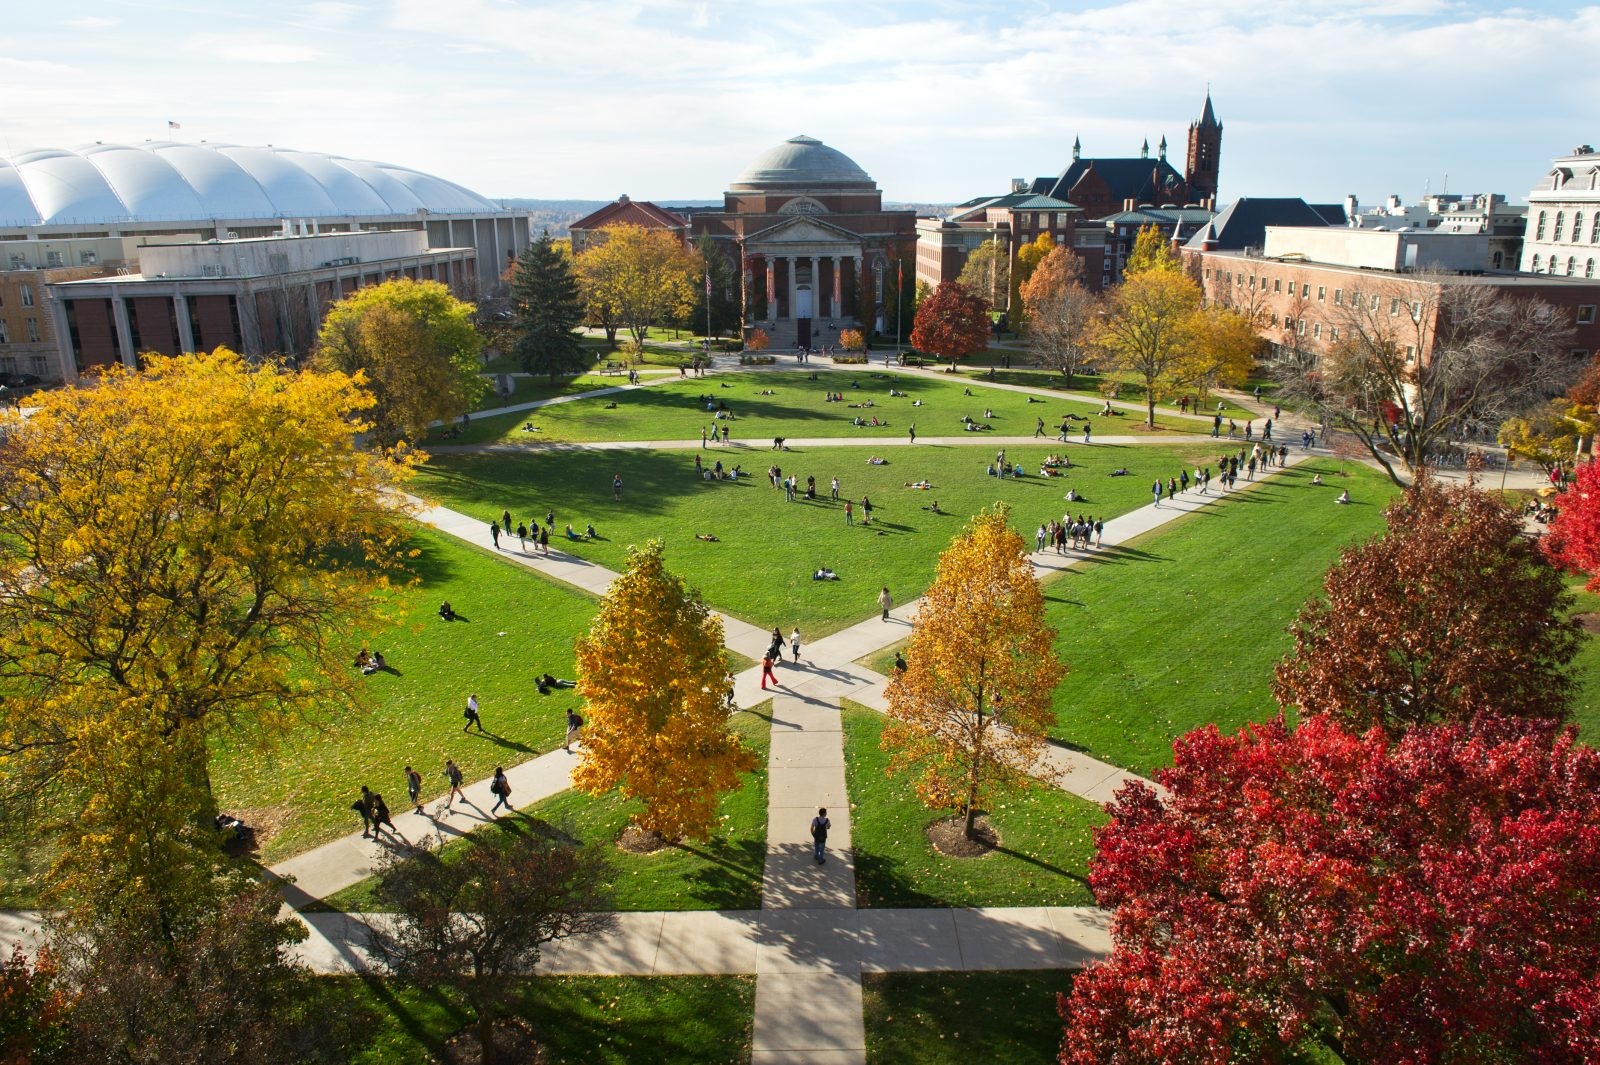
left=617, top=824, right=670, bottom=854
left=1577, top=612, right=1600, bottom=635
left=440, top=1016, right=540, bottom=1065
left=927, top=813, right=1000, bottom=858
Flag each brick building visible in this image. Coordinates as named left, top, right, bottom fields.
left=569, top=195, right=689, bottom=253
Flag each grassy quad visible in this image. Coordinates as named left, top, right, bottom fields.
left=328, top=974, right=754, bottom=1064
left=417, top=442, right=1231, bottom=636
left=863, top=970, right=1070, bottom=1064
left=318, top=709, right=771, bottom=913
left=1038, top=459, right=1401, bottom=775
left=423, top=368, right=1218, bottom=447
left=208, top=525, right=600, bottom=865
left=843, top=705, right=1103, bottom=909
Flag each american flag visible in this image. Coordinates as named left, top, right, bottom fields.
left=705, top=269, right=711, bottom=297
left=167, top=120, right=181, bottom=130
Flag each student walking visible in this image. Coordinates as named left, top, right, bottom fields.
left=1152, top=480, right=1163, bottom=507
left=489, top=767, right=513, bottom=813
left=405, top=765, right=424, bottom=815
left=830, top=476, right=840, bottom=501
left=489, top=522, right=500, bottom=550
left=370, top=791, right=398, bottom=840
left=761, top=649, right=778, bottom=690
left=1035, top=417, right=1046, bottom=438
left=353, top=785, right=375, bottom=837
left=878, top=586, right=893, bottom=622
left=790, top=627, right=801, bottom=663
left=516, top=522, right=528, bottom=550
left=1094, top=517, right=1104, bottom=547
left=907, top=423, right=916, bottom=444
left=539, top=525, right=550, bottom=554
left=463, top=693, right=485, bottom=733
left=810, top=807, right=831, bottom=865
left=1083, top=423, right=1091, bottom=444
left=701, top=426, right=708, bottom=449
left=721, top=424, right=729, bottom=445
left=564, top=709, right=584, bottom=752
left=444, top=758, right=466, bottom=810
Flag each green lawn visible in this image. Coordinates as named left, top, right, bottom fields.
left=1041, top=458, right=1401, bottom=775
left=1563, top=579, right=1600, bottom=743
left=209, top=525, right=602, bottom=865
left=424, top=368, right=1217, bottom=448
left=318, top=709, right=770, bottom=913
left=467, top=372, right=615, bottom=411
left=945, top=365, right=1259, bottom=422
left=329, top=974, right=754, bottom=1064
left=863, top=970, right=1069, bottom=1064
left=843, top=704, right=1102, bottom=909
left=417, top=442, right=1226, bottom=635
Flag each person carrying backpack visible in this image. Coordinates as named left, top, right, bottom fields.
left=564, top=709, right=584, bottom=752
left=490, top=767, right=513, bottom=813
left=810, top=807, right=831, bottom=865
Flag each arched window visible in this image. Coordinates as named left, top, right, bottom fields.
left=1537, top=210, right=1547, bottom=240
left=1555, top=212, right=1565, bottom=242
left=1532, top=254, right=1542, bottom=272
left=1592, top=214, right=1599, bottom=242
left=1577, top=212, right=1586, bottom=241
left=1588, top=258, right=1596, bottom=278
left=1550, top=257, right=1560, bottom=274
left=1568, top=256, right=1577, bottom=276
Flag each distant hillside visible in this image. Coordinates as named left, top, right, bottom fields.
left=497, top=198, right=951, bottom=237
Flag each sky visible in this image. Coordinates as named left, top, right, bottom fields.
left=3, top=1, right=1598, bottom=208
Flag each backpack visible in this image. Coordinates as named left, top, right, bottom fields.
left=572, top=714, right=584, bottom=728
left=464, top=706, right=474, bottom=719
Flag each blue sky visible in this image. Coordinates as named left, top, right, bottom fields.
left=3, top=1, right=1597, bottom=207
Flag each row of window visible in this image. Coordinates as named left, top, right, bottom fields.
left=1204, top=269, right=1423, bottom=318
left=1534, top=209, right=1600, bottom=244
left=1529, top=254, right=1598, bottom=278
left=0, top=318, right=41, bottom=343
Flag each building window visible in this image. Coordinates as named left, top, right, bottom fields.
left=80, top=250, right=97, bottom=265
left=1313, top=323, right=1322, bottom=339
left=25, top=318, right=39, bottom=342
left=1569, top=256, right=1578, bottom=276
left=1297, top=319, right=1306, bottom=336
left=1330, top=327, right=1339, bottom=341
left=1532, top=255, right=1542, bottom=272
left=1555, top=212, right=1566, bottom=242
left=1391, top=298, right=1402, bottom=315
left=1551, top=258, right=1560, bottom=275
left=0, top=321, right=7, bottom=343
left=1410, top=301, right=1422, bottom=320
left=1334, top=288, right=1343, bottom=305
left=1371, top=295, right=1380, bottom=310
left=1405, top=345, right=1417, bottom=362
left=1302, top=283, right=1310, bottom=298
left=1537, top=210, right=1547, bottom=240
left=45, top=252, right=62, bottom=267
left=1589, top=258, right=1596, bottom=278
left=1578, top=305, right=1597, bottom=325
left=1493, top=251, right=1503, bottom=268
left=20, top=285, right=33, bottom=307
left=1577, top=212, right=1586, bottom=241
left=1274, top=279, right=1282, bottom=292
left=1317, top=286, right=1326, bottom=302
left=1592, top=215, right=1600, bottom=242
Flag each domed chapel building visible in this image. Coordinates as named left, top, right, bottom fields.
left=688, top=136, right=917, bottom=349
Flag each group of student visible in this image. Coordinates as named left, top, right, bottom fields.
left=1039, top=516, right=1104, bottom=553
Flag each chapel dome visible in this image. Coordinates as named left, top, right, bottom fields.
left=731, top=135, right=875, bottom=189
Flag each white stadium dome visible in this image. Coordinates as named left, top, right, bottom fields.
left=0, top=142, right=502, bottom=228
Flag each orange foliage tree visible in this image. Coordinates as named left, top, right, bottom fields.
left=909, top=281, right=990, bottom=363
left=573, top=541, right=757, bottom=841
left=746, top=328, right=770, bottom=352
left=839, top=328, right=864, bottom=351
left=1274, top=477, right=1580, bottom=733
left=883, top=505, right=1065, bottom=840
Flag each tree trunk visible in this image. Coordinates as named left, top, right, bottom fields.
left=965, top=709, right=982, bottom=840
left=1146, top=393, right=1157, bottom=428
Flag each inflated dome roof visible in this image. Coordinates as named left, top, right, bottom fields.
left=732, top=135, right=874, bottom=188
left=0, top=142, right=504, bottom=228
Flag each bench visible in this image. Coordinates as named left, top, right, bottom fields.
left=601, top=361, right=624, bottom=376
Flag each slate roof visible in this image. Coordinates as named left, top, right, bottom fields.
left=1184, top=197, right=1337, bottom=251
left=570, top=197, right=688, bottom=233
left=1029, top=157, right=1188, bottom=207
left=949, top=192, right=1078, bottom=218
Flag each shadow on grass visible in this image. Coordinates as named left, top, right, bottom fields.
left=854, top=849, right=947, bottom=908
left=671, top=838, right=766, bottom=908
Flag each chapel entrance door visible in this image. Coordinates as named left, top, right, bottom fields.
left=796, top=318, right=812, bottom=349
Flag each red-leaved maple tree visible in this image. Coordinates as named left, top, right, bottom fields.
left=909, top=281, right=990, bottom=362
left=1543, top=458, right=1600, bottom=590
left=1274, top=476, right=1579, bottom=732
left=1060, top=713, right=1600, bottom=1064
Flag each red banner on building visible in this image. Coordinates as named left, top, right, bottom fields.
left=833, top=262, right=841, bottom=307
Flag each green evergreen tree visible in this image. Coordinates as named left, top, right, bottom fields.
left=688, top=235, right=740, bottom=340
left=511, top=233, right=587, bottom=384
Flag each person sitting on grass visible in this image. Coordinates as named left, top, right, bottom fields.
left=438, top=601, right=457, bottom=621
left=925, top=500, right=942, bottom=513
left=370, top=650, right=386, bottom=672
left=1336, top=489, right=1351, bottom=505
left=354, top=648, right=373, bottom=671
left=812, top=566, right=839, bottom=580
left=1012, top=463, right=1026, bottom=479
left=853, top=416, right=865, bottom=427
left=867, top=456, right=887, bottom=465
left=904, top=480, right=932, bottom=489
left=1312, top=473, right=1324, bottom=485
left=987, top=463, right=998, bottom=477
left=603, top=401, right=618, bottom=409
left=537, top=672, right=576, bottom=694
left=566, top=524, right=581, bottom=540
left=521, top=422, right=541, bottom=432
left=585, top=522, right=598, bottom=539
left=1109, top=467, right=1130, bottom=477
left=696, top=533, right=720, bottom=542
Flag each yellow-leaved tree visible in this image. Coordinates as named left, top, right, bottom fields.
left=883, top=505, right=1066, bottom=842
left=1093, top=267, right=1204, bottom=427
left=0, top=349, right=412, bottom=919
left=574, top=224, right=700, bottom=351
left=573, top=540, right=757, bottom=842
left=311, top=277, right=485, bottom=445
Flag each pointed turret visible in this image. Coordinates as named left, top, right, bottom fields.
left=1196, top=90, right=1219, bottom=129
left=1141, top=138, right=1149, bottom=159
left=1158, top=135, right=1168, bottom=161
left=1072, top=135, right=1081, bottom=161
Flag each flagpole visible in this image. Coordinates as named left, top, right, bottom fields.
left=895, top=258, right=902, bottom=364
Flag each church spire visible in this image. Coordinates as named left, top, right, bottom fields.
left=1141, top=137, right=1149, bottom=159
left=1159, top=134, right=1168, bottom=161
left=1072, top=134, right=1080, bottom=161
